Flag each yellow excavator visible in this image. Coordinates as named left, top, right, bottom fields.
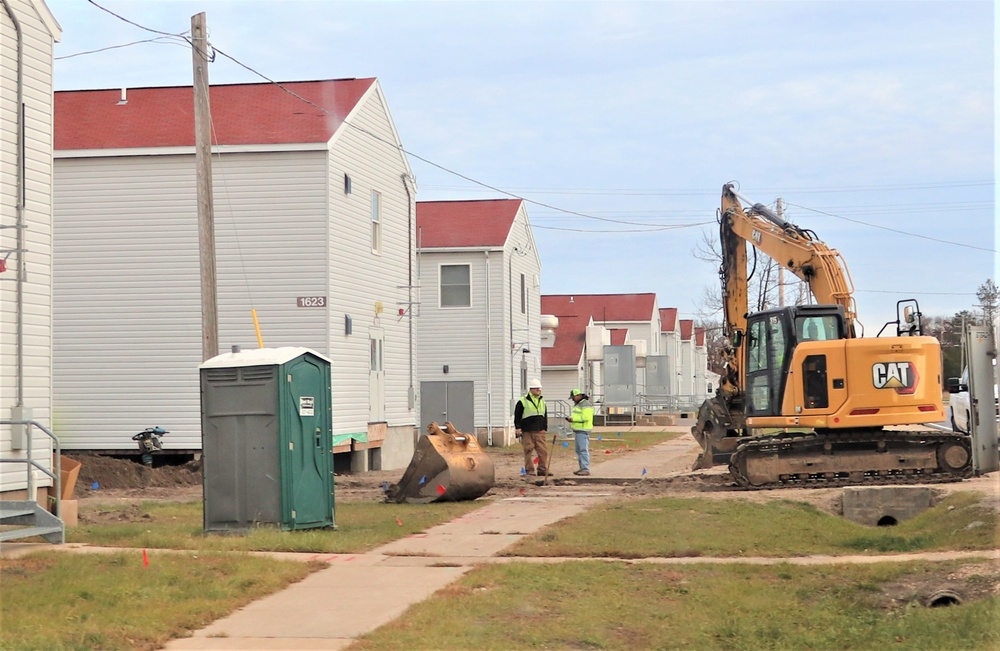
left=692, top=183, right=972, bottom=488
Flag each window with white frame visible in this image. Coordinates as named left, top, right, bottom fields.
left=520, top=273, right=526, bottom=314
left=440, top=264, right=471, bottom=308
left=371, top=190, right=382, bottom=254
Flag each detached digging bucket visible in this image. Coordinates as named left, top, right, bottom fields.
left=386, top=422, right=495, bottom=504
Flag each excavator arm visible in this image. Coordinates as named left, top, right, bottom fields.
left=694, top=183, right=861, bottom=468
left=720, top=183, right=857, bottom=344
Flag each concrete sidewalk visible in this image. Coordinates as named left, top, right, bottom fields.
left=0, top=427, right=698, bottom=650
left=159, top=428, right=699, bottom=650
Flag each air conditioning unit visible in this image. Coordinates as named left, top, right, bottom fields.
left=585, top=325, right=609, bottom=361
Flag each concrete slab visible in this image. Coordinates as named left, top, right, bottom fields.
left=165, top=564, right=470, bottom=649
left=373, top=493, right=604, bottom=557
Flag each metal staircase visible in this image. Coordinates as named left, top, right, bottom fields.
left=0, top=419, right=65, bottom=545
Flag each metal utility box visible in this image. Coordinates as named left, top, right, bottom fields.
left=200, top=347, right=334, bottom=532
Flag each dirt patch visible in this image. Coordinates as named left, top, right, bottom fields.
left=71, top=453, right=202, bottom=494
left=879, top=561, right=1000, bottom=610
left=68, top=444, right=999, bottom=517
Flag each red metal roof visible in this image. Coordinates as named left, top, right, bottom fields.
left=416, top=199, right=521, bottom=248
left=542, top=293, right=656, bottom=323
left=540, top=313, right=588, bottom=367
left=55, top=78, right=376, bottom=150
left=541, top=293, right=657, bottom=368
left=609, top=329, right=628, bottom=345
left=680, top=319, right=694, bottom=340
left=695, top=327, right=706, bottom=346
left=659, top=307, right=678, bottom=332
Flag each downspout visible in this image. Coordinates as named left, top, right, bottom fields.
left=2, top=0, right=25, bottom=410
left=401, top=174, right=414, bottom=411
left=508, top=254, right=513, bottom=409
left=484, top=251, right=492, bottom=445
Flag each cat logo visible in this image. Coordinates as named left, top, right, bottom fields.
left=872, top=361, right=918, bottom=395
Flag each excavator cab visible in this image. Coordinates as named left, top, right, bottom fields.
left=743, top=305, right=847, bottom=418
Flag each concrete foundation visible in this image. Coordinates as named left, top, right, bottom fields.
left=841, top=486, right=942, bottom=526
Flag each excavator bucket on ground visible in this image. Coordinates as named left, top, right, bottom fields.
left=385, top=422, right=495, bottom=504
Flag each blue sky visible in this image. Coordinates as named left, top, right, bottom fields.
left=48, top=0, right=995, bottom=332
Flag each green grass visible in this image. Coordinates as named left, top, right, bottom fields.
left=69, top=500, right=483, bottom=553
left=0, top=551, right=318, bottom=651
left=503, top=492, right=998, bottom=558
left=352, top=560, right=1000, bottom=650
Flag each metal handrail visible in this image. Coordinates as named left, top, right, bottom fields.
left=0, top=419, right=61, bottom=519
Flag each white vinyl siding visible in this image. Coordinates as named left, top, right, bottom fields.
left=326, top=82, right=415, bottom=437
left=416, top=205, right=541, bottom=435
left=1, top=0, right=59, bottom=493
left=53, top=80, right=417, bottom=461
left=53, top=151, right=329, bottom=450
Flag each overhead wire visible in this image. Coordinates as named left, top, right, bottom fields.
left=56, top=36, right=188, bottom=60
left=784, top=201, right=996, bottom=253
left=76, top=1, right=996, bottom=257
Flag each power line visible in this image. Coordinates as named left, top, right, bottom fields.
left=421, top=180, right=994, bottom=195
left=56, top=36, right=188, bottom=61
left=855, top=289, right=978, bottom=296
left=534, top=221, right=714, bottom=233
left=784, top=202, right=996, bottom=253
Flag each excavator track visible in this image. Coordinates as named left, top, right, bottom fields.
left=728, top=429, right=973, bottom=490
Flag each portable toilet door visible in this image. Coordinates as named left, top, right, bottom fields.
left=280, top=353, right=335, bottom=529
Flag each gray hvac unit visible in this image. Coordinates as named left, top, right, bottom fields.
left=603, top=345, right=636, bottom=407
left=645, top=355, right=671, bottom=399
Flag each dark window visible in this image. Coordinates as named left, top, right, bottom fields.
left=802, top=355, right=829, bottom=409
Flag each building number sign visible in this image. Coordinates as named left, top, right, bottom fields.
left=297, top=296, right=327, bottom=308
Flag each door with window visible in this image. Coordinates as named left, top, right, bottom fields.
left=745, top=312, right=791, bottom=416
left=369, top=328, right=385, bottom=422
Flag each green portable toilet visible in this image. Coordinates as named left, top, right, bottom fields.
left=199, top=347, right=334, bottom=532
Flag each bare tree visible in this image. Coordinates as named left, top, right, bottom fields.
left=976, top=278, right=998, bottom=328
left=693, top=226, right=781, bottom=318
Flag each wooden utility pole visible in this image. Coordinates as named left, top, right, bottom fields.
left=191, top=12, right=218, bottom=360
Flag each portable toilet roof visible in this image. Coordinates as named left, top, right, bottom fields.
left=200, top=347, right=332, bottom=369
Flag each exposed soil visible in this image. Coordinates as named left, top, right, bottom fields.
left=68, top=441, right=1000, bottom=516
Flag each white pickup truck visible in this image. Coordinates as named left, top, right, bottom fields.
left=947, top=362, right=998, bottom=433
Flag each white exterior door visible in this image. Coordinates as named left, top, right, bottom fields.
left=369, top=328, right=385, bottom=422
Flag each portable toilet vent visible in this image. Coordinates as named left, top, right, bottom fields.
left=199, top=347, right=334, bottom=532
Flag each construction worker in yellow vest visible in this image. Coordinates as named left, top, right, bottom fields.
left=514, top=379, right=549, bottom=476
left=566, top=388, right=594, bottom=476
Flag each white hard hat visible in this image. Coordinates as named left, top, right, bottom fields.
left=528, top=378, right=542, bottom=389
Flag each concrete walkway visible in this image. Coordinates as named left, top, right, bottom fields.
left=158, top=428, right=700, bottom=650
